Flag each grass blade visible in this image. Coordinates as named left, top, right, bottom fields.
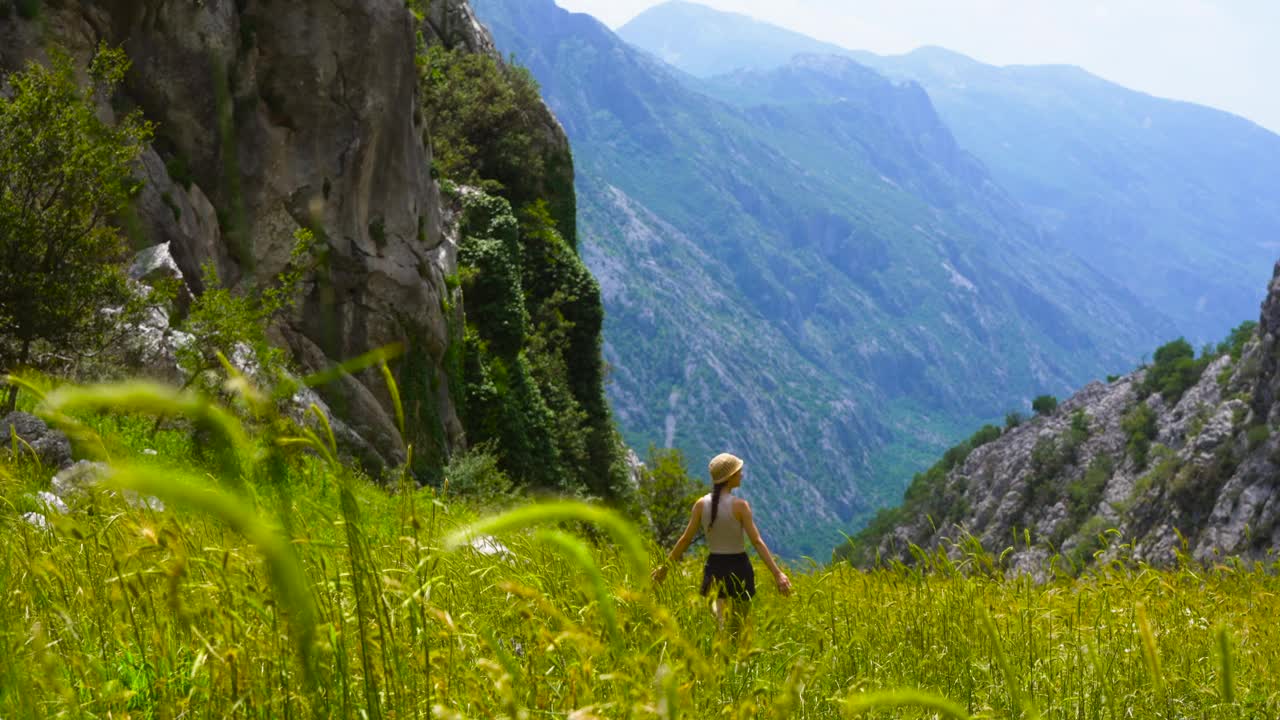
left=444, top=501, right=648, bottom=580
left=104, top=464, right=318, bottom=688
left=536, top=529, right=622, bottom=646
left=840, top=689, right=974, bottom=719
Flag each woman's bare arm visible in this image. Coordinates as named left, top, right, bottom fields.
left=651, top=498, right=703, bottom=583
left=737, top=499, right=792, bottom=595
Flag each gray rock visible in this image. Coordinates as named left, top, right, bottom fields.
left=129, top=242, right=194, bottom=313
left=1, top=412, right=73, bottom=470
left=50, top=461, right=109, bottom=502
left=21, top=512, right=49, bottom=530
left=468, top=535, right=512, bottom=557
left=36, top=491, right=69, bottom=515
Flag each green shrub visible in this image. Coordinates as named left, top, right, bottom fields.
left=1247, top=423, right=1271, bottom=450
left=1032, top=395, right=1059, bottom=416
left=1068, top=410, right=1091, bottom=454
left=1140, top=338, right=1208, bottom=404
left=1005, top=411, right=1026, bottom=429
left=1027, top=435, right=1072, bottom=507
left=443, top=444, right=514, bottom=503
left=1168, top=445, right=1239, bottom=523
left=1069, top=514, right=1117, bottom=568
left=1122, top=402, right=1158, bottom=469
left=178, top=229, right=316, bottom=390
left=14, top=0, right=37, bottom=19
left=1067, top=454, right=1113, bottom=525
left=1216, top=320, right=1258, bottom=360
left=421, top=47, right=545, bottom=209
left=968, top=424, right=1003, bottom=449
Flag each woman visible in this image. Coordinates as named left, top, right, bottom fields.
left=651, top=453, right=792, bottom=633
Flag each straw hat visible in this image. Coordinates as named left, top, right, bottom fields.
left=708, top=453, right=744, bottom=485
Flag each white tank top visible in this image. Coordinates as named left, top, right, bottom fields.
left=702, top=491, right=746, bottom=554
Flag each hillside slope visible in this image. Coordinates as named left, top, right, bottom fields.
left=472, top=0, right=1173, bottom=555
left=848, top=263, right=1280, bottom=570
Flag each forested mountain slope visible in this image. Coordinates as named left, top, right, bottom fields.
left=473, top=0, right=1173, bottom=555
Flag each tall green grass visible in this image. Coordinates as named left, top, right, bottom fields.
left=2, top=373, right=1280, bottom=717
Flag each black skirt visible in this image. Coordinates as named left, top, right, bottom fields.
left=700, top=552, right=756, bottom=600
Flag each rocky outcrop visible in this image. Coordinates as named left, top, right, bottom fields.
left=860, top=261, right=1280, bottom=570
left=2, top=1, right=478, bottom=471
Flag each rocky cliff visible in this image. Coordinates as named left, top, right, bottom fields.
left=1, top=0, right=585, bottom=481
left=851, top=263, right=1280, bottom=571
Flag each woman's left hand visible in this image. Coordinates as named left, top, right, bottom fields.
left=775, top=572, right=792, bottom=596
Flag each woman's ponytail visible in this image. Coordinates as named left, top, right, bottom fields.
left=709, top=482, right=724, bottom=528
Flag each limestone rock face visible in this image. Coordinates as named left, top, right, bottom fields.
left=864, top=261, right=1280, bottom=570
left=2, top=0, right=475, bottom=470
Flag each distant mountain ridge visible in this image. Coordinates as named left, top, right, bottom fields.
left=619, top=0, right=855, bottom=77
left=472, top=0, right=1175, bottom=556
left=619, top=2, right=1280, bottom=345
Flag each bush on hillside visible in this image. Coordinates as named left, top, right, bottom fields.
left=419, top=45, right=547, bottom=213
left=178, top=229, right=317, bottom=392
left=1140, top=338, right=1209, bottom=404
left=1032, top=395, right=1059, bottom=416
left=1122, top=402, right=1159, bottom=470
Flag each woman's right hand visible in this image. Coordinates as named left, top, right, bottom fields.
left=775, top=572, right=792, bottom=596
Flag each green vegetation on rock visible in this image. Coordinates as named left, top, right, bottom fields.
left=420, top=33, right=624, bottom=498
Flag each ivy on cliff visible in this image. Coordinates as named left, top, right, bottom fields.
left=420, top=40, right=625, bottom=498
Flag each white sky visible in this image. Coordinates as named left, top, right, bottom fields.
left=555, top=0, right=1280, bottom=134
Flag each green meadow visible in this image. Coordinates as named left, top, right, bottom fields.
left=2, top=377, right=1279, bottom=719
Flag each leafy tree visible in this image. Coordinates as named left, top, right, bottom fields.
left=1122, top=402, right=1158, bottom=469
left=637, top=445, right=703, bottom=546
left=1032, top=395, right=1059, bottom=416
left=0, top=46, right=152, bottom=411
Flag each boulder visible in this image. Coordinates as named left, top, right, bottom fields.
left=1, top=412, right=73, bottom=470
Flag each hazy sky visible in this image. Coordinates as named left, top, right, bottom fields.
left=555, top=0, right=1280, bottom=133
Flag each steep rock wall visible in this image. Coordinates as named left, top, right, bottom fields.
left=1, top=0, right=469, bottom=469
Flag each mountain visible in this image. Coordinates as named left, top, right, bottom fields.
left=844, top=265, right=1280, bottom=572
left=617, top=0, right=852, bottom=77
left=471, top=0, right=1173, bottom=556
left=618, top=2, right=1280, bottom=345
